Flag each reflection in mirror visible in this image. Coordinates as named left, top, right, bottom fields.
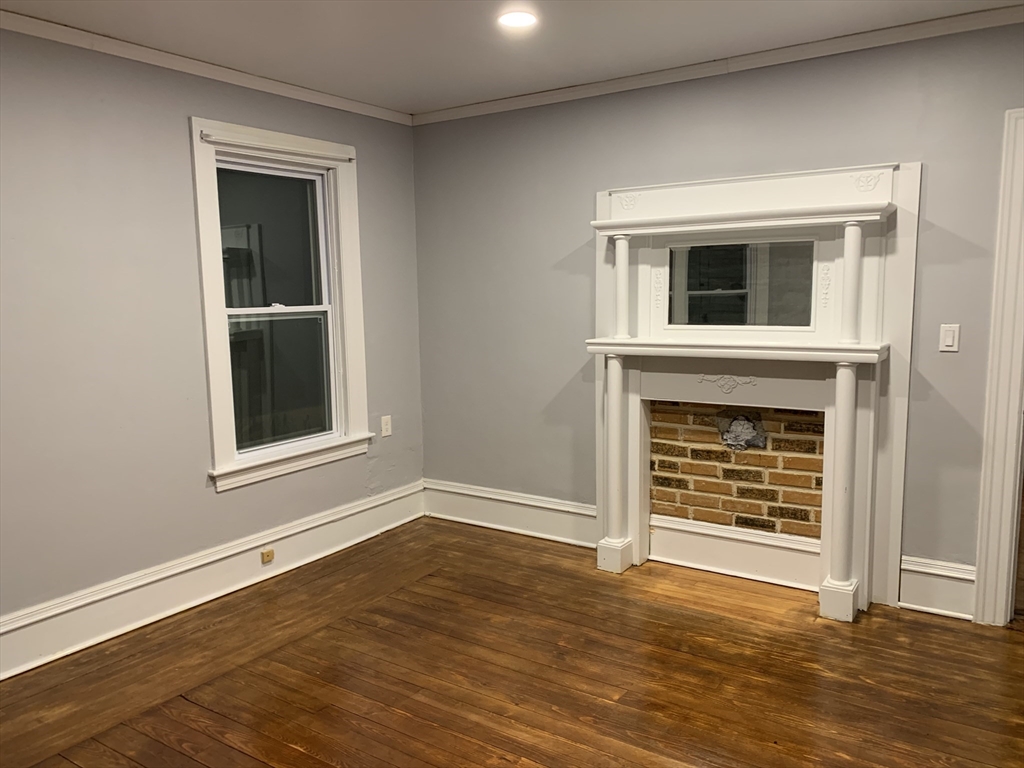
left=668, top=241, right=814, bottom=327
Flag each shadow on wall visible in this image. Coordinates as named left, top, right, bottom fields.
left=540, top=237, right=597, bottom=503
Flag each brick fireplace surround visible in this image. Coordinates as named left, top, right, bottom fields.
left=650, top=401, right=825, bottom=538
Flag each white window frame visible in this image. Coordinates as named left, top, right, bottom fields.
left=190, top=118, right=371, bottom=492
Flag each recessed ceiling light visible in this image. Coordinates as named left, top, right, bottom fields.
left=498, top=11, right=537, bottom=28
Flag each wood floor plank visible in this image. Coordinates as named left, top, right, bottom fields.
left=279, top=641, right=663, bottom=768
left=210, top=667, right=536, bottom=768
left=0, top=521, right=427, bottom=712
left=392, top=579, right=1023, bottom=767
left=30, top=756, right=78, bottom=768
left=94, top=724, right=207, bottom=768
left=0, top=544, right=438, bottom=766
left=4, top=517, right=1022, bottom=768
left=157, top=698, right=335, bottom=768
left=422, top=563, right=1024, bottom=725
left=123, top=710, right=272, bottom=768
left=337, top=608, right=969, bottom=768
left=59, top=739, right=146, bottom=768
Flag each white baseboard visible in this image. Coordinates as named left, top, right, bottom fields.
left=898, top=555, right=976, bottom=620
left=0, top=481, right=424, bottom=680
left=649, top=514, right=821, bottom=592
left=423, top=479, right=600, bottom=548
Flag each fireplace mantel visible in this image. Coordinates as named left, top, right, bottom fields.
left=586, top=338, right=889, bottom=365
left=589, top=163, right=922, bottom=625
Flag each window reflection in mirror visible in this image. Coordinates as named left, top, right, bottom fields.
left=668, top=241, right=814, bottom=327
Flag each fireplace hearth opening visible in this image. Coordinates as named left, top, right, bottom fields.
left=650, top=401, right=825, bottom=538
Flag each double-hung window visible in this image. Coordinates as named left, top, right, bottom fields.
left=191, top=119, right=370, bottom=491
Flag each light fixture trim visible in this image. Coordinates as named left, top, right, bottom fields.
left=498, top=11, right=538, bottom=28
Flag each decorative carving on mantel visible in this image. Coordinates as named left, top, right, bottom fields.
left=697, top=374, right=758, bottom=394
left=619, top=192, right=639, bottom=210
left=652, top=267, right=665, bottom=311
left=854, top=172, right=883, bottom=192
left=820, top=264, right=832, bottom=308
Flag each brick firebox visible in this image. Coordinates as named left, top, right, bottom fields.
left=650, top=401, right=825, bottom=538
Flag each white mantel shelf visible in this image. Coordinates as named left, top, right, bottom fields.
left=586, top=337, right=890, bottom=364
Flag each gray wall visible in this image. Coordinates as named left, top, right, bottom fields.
left=0, top=30, right=424, bottom=614
left=414, top=25, right=1024, bottom=565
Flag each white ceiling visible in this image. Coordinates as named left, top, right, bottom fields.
left=1, top=0, right=1019, bottom=116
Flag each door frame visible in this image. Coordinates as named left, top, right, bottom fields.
left=974, top=108, right=1024, bottom=625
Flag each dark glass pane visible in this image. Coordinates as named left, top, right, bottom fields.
left=218, top=168, right=321, bottom=308
left=766, top=242, right=814, bottom=326
left=686, top=245, right=747, bottom=291
left=669, top=241, right=814, bottom=327
left=228, top=314, right=331, bottom=451
left=688, top=294, right=748, bottom=325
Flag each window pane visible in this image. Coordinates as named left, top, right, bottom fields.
left=218, top=168, right=322, bottom=308
left=228, top=314, right=331, bottom=451
left=765, top=242, right=814, bottom=326
left=669, top=241, right=814, bottom=326
left=688, top=294, right=748, bottom=325
left=686, top=245, right=747, bottom=291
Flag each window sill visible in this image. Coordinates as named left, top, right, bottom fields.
left=208, top=432, right=374, bottom=492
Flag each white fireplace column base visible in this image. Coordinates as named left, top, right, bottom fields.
left=597, top=538, right=633, bottom=574
left=819, top=578, right=861, bottom=622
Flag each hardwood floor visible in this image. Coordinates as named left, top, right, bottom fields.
left=2, top=518, right=1022, bottom=768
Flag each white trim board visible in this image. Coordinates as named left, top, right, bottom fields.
left=900, top=555, right=977, bottom=621
left=974, top=108, right=1024, bottom=627
left=649, top=514, right=821, bottom=593
left=423, top=479, right=600, bottom=549
left=3, top=7, right=1021, bottom=127
left=0, top=481, right=424, bottom=680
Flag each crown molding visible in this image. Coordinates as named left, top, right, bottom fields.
left=0, top=10, right=413, bottom=126
left=2, top=5, right=1021, bottom=128
left=411, top=5, right=1024, bottom=125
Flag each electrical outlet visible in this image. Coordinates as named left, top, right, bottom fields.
left=260, top=548, right=274, bottom=565
left=381, top=415, right=392, bottom=437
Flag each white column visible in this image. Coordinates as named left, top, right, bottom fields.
left=613, top=235, right=630, bottom=338
left=598, top=236, right=633, bottom=574
left=840, top=222, right=863, bottom=344
left=821, top=220, right=865, bottom=621
left=598, top=354, right=631, bottom=572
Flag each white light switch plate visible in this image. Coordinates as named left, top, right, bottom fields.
left=381, top=415, right=392, bottom=437
left=939, top=324, right=960, bottom=352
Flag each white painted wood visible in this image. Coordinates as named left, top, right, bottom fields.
left=190, top=118, right=371, bottom=491
left=974, top=108, right=1024, bottom=626
left=588, top=338, right=889, bottom=364
left=422, top=480, right=599, bottom=548
left=871, top=162, right=922, bottom=608
left=601, top=167, right=892, bottom=350
left=829, top=363, right=858, bottom=587
left=900, top=556, right=977, bottom=620
left=629, top=369, right=649, bottom=566
left=614, top=236, right=630, bottom=338
left=0, top=11, right=413, bottom=125
left=649, top=515, right=820, bottom=592
left=410, top=6, right=1024, bottom=125
left=590, top=164, right=920, bottom=621
left=208, top=432, right=374, bottom=491
left=597, top=354, right=632, bottom=573
left=596, top=166, right=895, bottom=227
left=645, top=229, right=841, bottom=345
left=0, top=482, right=424, bottom=679
left=593, top=203, right=893, bottom=236
left=840, top=223, right=863, bottom=343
